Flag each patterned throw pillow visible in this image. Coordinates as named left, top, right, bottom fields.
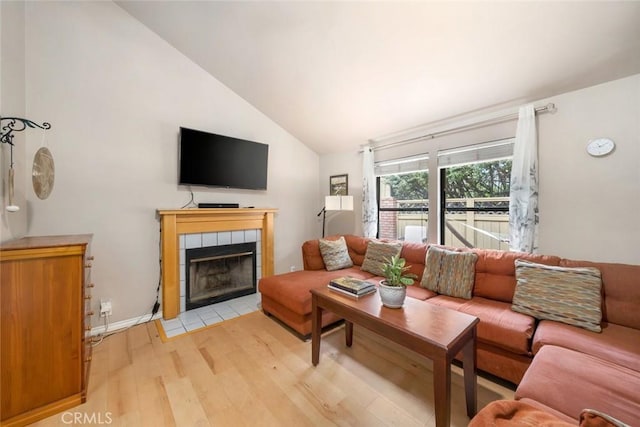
left=360, top=241, right=402, bottom=276
left=420, top=246, right=477, bottom=299
left=438, top=251, right=478, bottom=299
left=420, top=246, right=446, bottom=292
left=318, top=236, right=353, bottom=271
left=512, top=260, right=603, bottom=332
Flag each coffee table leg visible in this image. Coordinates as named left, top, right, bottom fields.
left=462, top=327, right=478, bottom=418
left=345, top=320, right=353, bottom=347
left=433, top=356, right=451, bottom=427
left=311, top=294, right=322, bottom=366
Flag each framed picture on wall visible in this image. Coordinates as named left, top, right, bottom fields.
left=329, top=174, right=348, bottom=195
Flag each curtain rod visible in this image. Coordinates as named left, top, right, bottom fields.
left=363, top=103, right=556, bottom=153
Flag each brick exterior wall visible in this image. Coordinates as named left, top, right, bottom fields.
left=379, top=198, right=397, bottom=239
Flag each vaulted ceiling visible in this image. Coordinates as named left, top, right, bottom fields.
left=117, top=1, right=640, bottom=154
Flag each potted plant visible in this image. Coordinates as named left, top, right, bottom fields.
left=379, top=255, right=417, bottom=308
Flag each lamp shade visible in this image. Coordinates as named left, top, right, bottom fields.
left=340, top=195, right=354, bottom=211
left=325, top=195, right=354, bottom=211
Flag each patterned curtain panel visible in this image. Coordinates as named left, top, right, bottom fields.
left=509, top=104, right=539, bottom=253
left=362, top=146, right=378, bottom=238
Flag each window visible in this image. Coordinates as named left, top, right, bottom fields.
left=375, top=155, right=429, bottom=242
left=438, top=139, right=514, bottom=250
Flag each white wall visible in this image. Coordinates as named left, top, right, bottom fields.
left=318, top=150, right=362, bottom=237
left=537, top=75, right=640, bottom=264
left=320, top=74, right=640, bottom=265
left=22, top=1, right=320, bottom=323
left=0, top=1, right=28, bottom=241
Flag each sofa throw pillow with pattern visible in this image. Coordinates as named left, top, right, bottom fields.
left=420, top=246, right=477, bottom=299
left=318, top=236, right=353, bottom=271
left=512, top=259, right=603, bottom=332
left=420, top=246, right=446, bottom=292
left=361, top=241, right=402, bottom=276
left=438, top=251, right=478, bottom=299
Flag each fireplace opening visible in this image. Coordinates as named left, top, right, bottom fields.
left=185, top=242, right=257, bottom=311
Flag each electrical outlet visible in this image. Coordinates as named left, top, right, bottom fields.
left=290, top=265, right=296, bottom=272
left=100, top=299, right=112, bottom=317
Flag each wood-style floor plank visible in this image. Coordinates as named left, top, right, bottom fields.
left=30, top=311, right=514, bottom=426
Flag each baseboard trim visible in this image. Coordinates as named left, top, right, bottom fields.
left=90, top=311, right=163, bottom=336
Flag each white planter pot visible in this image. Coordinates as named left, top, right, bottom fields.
left=379, top=280, right=407, bottom=308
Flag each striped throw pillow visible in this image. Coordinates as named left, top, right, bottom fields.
left=438, top=251, right=478, bottom=299
left=361, top=241, right=402, bottom=276
left=420, top=246, right=477, bottom=299
left=319, top=236, right=353, bottom=271
left=512, top=260, right=603, bottom=332
left=420, top=246, right=446, bottom=292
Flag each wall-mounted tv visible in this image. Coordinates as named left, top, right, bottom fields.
left=179, top=127, right=269, bottom=190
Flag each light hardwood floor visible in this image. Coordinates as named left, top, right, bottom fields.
left=33, top=312, right=514, bottom=426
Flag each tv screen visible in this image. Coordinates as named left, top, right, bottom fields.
left=179, top=127, right=269, bottom=190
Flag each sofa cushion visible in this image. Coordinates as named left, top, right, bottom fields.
left=515, top=345, right=640, bottom=426
left=425, top=294, right=468, bottom=310
left=302, top=238, right=331, bottom=270
left=532, top=320, right=640, bottom=373
left=560, top=259, right=640, bottom=330
left=344, top=235, right=370, bottom=266
left=406, top=285, right=437, bottom=301
left=473, top=249, right=561, bottom=303
left=426, top=296, right=535, bottom=355
left=318, top=236, right=353, bottom=271
left=258, top=267, right=375, bottom=314
left=360, top=241, right=402, bottom=276
left=459, top=297, right=535, bottom=355
left=399, top=241, right=428, bottom=281
left=512, top=260, right=603, bottom=332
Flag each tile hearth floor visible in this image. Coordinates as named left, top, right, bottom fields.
left=159, top=293, right=261, bottom=338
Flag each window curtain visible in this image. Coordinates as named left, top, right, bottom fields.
left=509, top=104, right=539, bottom=253
left=362, top=146, right=378, bottom=238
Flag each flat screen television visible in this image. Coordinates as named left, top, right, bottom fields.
left=179, top=127, right=269, bottom=190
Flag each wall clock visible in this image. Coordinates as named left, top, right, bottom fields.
left=586, top=138, right=615, bottom=157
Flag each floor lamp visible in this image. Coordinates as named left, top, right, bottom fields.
left=317, top=195, right=354, bottom=237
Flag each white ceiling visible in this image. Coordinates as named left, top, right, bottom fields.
left=117, top=1, right=640, bottom=154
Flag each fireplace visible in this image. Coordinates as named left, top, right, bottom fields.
left=158, top=208, right=276, bottom=320
left=185, top=242, right=257, bottom=310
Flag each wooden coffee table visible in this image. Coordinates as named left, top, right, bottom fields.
left=311, top=287, right=479, bottom=427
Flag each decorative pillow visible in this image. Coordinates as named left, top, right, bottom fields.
left=580, top=409, right=630, bottom=427
left=438, top=251, right=478, bottom=299
left=318, top=236, right=353, bottom=271
left=512, top=260, right=603, bottom=332
left=360, top=241, right=402, bottom=276
left=420, top=246, right=446, bottom=292
left=420, top=246, right=477, bottom=299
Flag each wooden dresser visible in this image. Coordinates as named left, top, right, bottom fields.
left=0, top=235, right=93, bottom=426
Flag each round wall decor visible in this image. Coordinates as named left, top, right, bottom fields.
left=32, top=147, right=55, bottom=199
left=586, top=138, right=616, bottom=157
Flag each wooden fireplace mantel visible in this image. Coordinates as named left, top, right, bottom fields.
left=157, top=208, right=277, bottom=319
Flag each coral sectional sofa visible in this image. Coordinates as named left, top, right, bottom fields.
left=259, top=235, right=640, bottom=424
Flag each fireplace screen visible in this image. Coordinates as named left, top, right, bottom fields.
left=185, top=242, right=257, bottom=310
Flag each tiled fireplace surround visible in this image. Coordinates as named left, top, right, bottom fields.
left=178, top=229, right=262, bottom=313
left=158, top=208, right=277, bottom=321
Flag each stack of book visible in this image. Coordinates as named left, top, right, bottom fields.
left=328, top=277, right=376, bottom=298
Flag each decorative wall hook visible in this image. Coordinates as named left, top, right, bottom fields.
left=1, top=117, right=51, bottom=146
left=1, top=117, right=52, bottom=212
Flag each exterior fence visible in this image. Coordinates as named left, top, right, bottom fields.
left=380, top=197, right=510, bottom=251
